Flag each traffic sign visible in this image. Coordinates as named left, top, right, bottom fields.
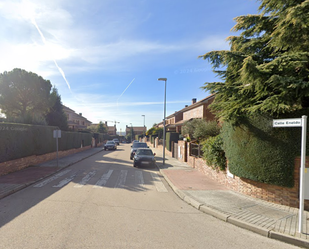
left=273, top=118, right=302, bottom=127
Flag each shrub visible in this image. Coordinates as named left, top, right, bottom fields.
left=201, top=135, right=226, bottom=171
left=221, top=113, right=304, bottom=187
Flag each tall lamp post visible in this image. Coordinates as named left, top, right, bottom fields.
left=130, top=123, right=133, bottom=142
left=142, top=115, right=145, bottom=136
left=158, top=78, right=167, bottom=165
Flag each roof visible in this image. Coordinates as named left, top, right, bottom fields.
left=165, top=94, right=215, bottom=119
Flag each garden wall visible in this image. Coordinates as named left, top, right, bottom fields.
left=154, top=139, right=308, bottom=210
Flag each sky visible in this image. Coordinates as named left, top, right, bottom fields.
left=0, top=0, right=261, bottom=134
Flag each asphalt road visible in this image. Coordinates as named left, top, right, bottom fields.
left=0, top=144, right=300, bottom=249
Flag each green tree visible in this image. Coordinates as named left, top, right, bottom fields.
left=194, top=120, right=220, bottom=141
left=182, top=119, right=219, bottom=142
left=45, top=87, right=68, bottom=130
left=199, top=0, right=309, bottom=121
left=0, top=68, right=53, bottom=124
left=97, top=121, right=107, bottom=134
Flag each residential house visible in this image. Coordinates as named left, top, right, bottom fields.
left=156, top=95, right=216, bottom=134
left=105, top=122, right=117, bottom=135
left=63, top=105, right=92, bottom=130
left=125, top=125, right=147, bottom=136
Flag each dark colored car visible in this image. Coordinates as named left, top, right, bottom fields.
left=104, top=141, right=117, bottom=150
left=113, top=138, right=120, bottom=145
left=133, top=148, right=156, bottom=167
left=130, top=142, right=148, bottom=160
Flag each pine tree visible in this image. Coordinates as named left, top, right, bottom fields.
left=45, top=87, right=68, bottom=130
left=199, top=0, right=309, bottom=121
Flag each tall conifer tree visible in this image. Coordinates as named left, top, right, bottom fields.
left=199, top=0, right=309, bottom=121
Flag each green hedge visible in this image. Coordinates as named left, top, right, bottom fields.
left=0, top=123, right=93, bottom=163
left=166, top=132, right=179, bottom=151
left=221, top=113, right=306, bottom=187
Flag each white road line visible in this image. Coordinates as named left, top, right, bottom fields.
left=33, top=169, right=71, bottom=188
left=93, top=170, right=113, bottom=188
left=74, top=171, right=96, bottom=188
left=53, top=172, right=78, bottom=188
left=135, top=171, right=144, bottom=186
left=151, top=172, right=168, bottom=192
left=114, top=170, right=128, bottom=188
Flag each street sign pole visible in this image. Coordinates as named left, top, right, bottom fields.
left=53, top=129, right=61, bottom=169
left=299, top=115, right=307, bottom=233
left=56, top=134, right=59, bottom=168
left=273, top=116, right=307, bottom=233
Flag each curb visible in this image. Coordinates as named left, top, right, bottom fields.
left=157, top=163, right=309, bottom=249
left=0, top=148, right=104, bottom=200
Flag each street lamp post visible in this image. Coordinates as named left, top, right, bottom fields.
left=142, top=115, right=145, bottom=136
left=130, top=123, right=133, bottom=142
left=158, top=78, right=167, bottom=165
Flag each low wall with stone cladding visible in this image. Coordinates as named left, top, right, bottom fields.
left=149, top=138, right=308, bottom=210
left=0, top=143, right=103, bottom=176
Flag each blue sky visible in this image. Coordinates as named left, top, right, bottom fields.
left=0, top=0, right=261, bottom=134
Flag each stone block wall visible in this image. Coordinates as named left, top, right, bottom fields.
left=0, top=145, right=92, bottom=176
left=186, top=151, right=307, bottom=209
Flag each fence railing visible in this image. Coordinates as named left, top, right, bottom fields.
left=190, top=143, right=203, bottom=158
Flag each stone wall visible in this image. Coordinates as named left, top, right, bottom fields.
left=0, top=145, right=95, bottom=176
left=156, top=140, right=308, bottom=210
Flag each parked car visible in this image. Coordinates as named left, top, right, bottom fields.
left=132, top=140, right=139, bottom=144
left=133, top=148, right=156, bottom=167
left=130, top=142, right=148, bottom=160
left=103, top=141, right=117, bottom=150
left=113, top=138, right=120, bottom=145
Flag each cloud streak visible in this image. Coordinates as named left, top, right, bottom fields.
left=30, top=15, right=71, bottom=89
left=117, top=78, right=135, bottom=104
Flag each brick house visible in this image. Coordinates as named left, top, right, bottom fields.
left=125, top=125, right=147, bottom=136
left=106, top=122, right=117, bottom=135
left=162, top=95, right=216, bottom=134
left=63, top=105, right=92, bottom=130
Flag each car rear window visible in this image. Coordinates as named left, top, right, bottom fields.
left=136, top=150, right=153, bottom=155
left=132, top=143, right=147, bottom=148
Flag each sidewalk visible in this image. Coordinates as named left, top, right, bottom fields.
left=0, top=145, right=309, bottom=248
left=150, top=147, right=309, bottom=249
left=0, top=146, right=104, bottom=199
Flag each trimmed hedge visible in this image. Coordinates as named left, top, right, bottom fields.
left=166, top=132, right=179, bottom=151
left=0, top=123, right=92, bottom=163
left=221, top=113, right=305, bottom=187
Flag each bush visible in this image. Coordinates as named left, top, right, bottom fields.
left=0, top=123, right=93, bottom=163
left=194, top=120, right=220, bottom=141
left=201, top=135, right=226, bottom=171
left=182, top=119, right=219, bottom=142
left=221, top=113, right=304, bottom=187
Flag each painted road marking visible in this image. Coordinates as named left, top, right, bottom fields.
left=114, top=170, right=128, bottom=188
left=33, top=169, right=71, bottom=188
left=135, top=171, right=144, bottom=186
left=93, top=170, right=113, bottom=188
left=151, top=172, right=168, bottom=192
left=74, top=171, right=97, bottom=188
left=53, top=171, right=78, bottom=188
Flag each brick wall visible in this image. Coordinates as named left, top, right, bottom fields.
left=183, top=105, right=203, bottom=120
left=186, top=151, right=308, bottom=209
left=146, top=139, right=307, bottom=209
left=0, top=145, right=94, bottom=176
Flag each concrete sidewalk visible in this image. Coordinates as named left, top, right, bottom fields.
left=150, top=146, right=309, bottom=248
left=0, top=146, right=104, bottom=199
left=1, top=144, right=309, bottom=248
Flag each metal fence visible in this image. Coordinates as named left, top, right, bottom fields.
left=190, top=143, right=203, bottom=158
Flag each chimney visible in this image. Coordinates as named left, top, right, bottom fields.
left=79, top=113, right=82, bottom=116
left=192, top=98, right=197, bottom=104
left=185, top=105, right=188, bottom=107
left=105, top=121, right=108, bottom=126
